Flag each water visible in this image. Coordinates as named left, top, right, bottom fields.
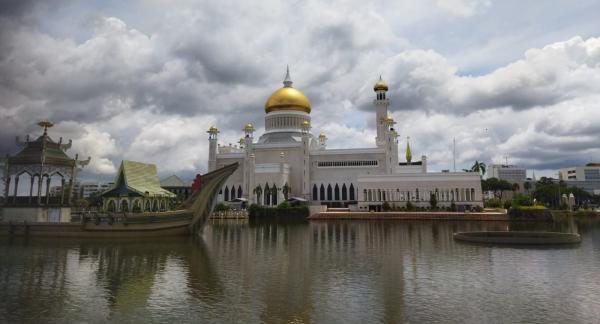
left=1, top=219, right=599, bottom=323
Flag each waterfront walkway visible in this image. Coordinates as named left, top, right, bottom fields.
left=309, top=211, right=509, bottom=221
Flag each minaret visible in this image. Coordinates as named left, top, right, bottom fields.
left=207, top=125, right=219, bottom=172
left=384, top=116, right=398, bottom=174
left=301, top=120, right=311, bottom=199
left=373, top=76, right=390, bottom=147
left=318, top=132, right=327, bottom=150
left=243, top=123, right=255, bottom=200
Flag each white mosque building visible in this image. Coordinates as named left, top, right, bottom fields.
left=208, top=68, right=483, bottom=211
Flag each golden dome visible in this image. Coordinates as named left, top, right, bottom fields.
left=265, top=87, right=311, bottom=114
left=243, top=123, right=255, bottom=131
left=265, top=66, right=311, bottom=114
left=318, top=132, right=326, bottom=139
left=374, top=75, right=388, bottom=91
left=207, top=125, right=219, bottom=133
left=301, top=120, right=310, bottom=126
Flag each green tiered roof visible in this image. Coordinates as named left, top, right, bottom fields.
left=8, top=134, right=75, bottom=167
left=103, top=160, right=175, bottom=198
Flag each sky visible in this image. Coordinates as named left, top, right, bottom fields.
left=1, top=0, right=600, bottom=182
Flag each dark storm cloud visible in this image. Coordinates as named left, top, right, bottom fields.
left=0, top=0, right=45, bottom=19
left=1, top=1, right=600, bottom=178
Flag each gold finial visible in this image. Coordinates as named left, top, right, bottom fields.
left=38, top=120, right=54, bottom=135
left=374, top=76, right=388, bottom=92
left=283, top=65, right=292, bottom=87
left=406, top=136, right=412, bottom=163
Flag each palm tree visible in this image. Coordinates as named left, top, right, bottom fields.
left=470, top=161, right=487, bottom=176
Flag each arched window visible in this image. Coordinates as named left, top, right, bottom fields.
left=320, top=184, right=325, bottom=201
left=145, top=200, right=151, bottom=211
left=224, top=186, right=229, bottom=201
left=238, top=186, right=242, bottom=198
left=271, top=184, right=278, bottom=205
left=153, top=200, right=159, bottom=212
left=327, top=184, right=332, bottom=201
left=349, top=184, right=355, bottom=200
left=471, top=188, right=475, bottom=201
left=341, top=184, right=347, bottom=200
left=313, top=184, right=318, bottom=200
left=334, top=184, right=340, bottom=200
left=264, top=184, right=270, bottom=205
left=107, top=200, right=116, bottom=212
left=121, top=200, right=129, bottom=212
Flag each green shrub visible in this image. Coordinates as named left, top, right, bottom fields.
left=382, top=201, right=391, bottom=211
left=429, top=193, right=437, bottom=209
left=450, top=201, right=457, bottom=212
left=503, top=201, right=512, bottom=210
left=512, top=193, right=533, bottom=208
left=472, top=205, right=484, bottom=212
left=277, top=201, right=291, bottom=209
left=248, top=204, right=309, bottom=218
left=406, top=201, right=414, bottom=211
left=484, top=198, right=502, bottom=208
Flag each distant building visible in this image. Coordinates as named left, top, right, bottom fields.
left=489, top=164, right=527, bottom=184
left=559, top=163, right=600, bottom=181
left=49, top=181, right=113, bottom=199
left=78, top=182, right=113, bottom=198
left=558, top=163, right=600, bottom=195
left=160, top=175, right=191, bottom=200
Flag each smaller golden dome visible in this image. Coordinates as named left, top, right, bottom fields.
left=207, top=125, right=219, bottom=133
left=238, top=137, right=245, bottom=144
left=318, top=132, right=326, bottom=139
left=243, top=123, right=255, bottom=131
left=301, top=120, right=310, bottom=126
left=374, top=75, right=388, bottom=91
left=385, top=116, right=394, bottom=123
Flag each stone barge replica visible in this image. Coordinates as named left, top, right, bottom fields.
left=0, top=162, right=238, bottom=238
left=0, top=120, right=238, bottom=237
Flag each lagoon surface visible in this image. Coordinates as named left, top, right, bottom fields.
left=1, top=220, right=599, bottom=323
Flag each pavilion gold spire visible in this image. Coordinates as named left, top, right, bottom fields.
left=406, top=136, right=412, bottom=163
left=38, top=120, right=54, bottom=135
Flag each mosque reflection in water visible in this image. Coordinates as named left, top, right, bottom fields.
left=1, top=219, right=597, bottom=323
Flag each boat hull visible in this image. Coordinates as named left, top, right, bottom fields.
left=453, top=231, right=581, bottom=245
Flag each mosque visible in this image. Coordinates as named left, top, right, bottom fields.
left=208, top=68, right=482, bottom=210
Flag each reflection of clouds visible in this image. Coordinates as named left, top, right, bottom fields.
left=1, top=221, right=599, bottom=322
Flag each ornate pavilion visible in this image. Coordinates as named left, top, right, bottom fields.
left=1, top=121, right=90, bottom=222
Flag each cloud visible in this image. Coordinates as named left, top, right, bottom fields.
left=1, top=1, right=600, bottom=182
left=436, top=0, right=491, bottom=17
